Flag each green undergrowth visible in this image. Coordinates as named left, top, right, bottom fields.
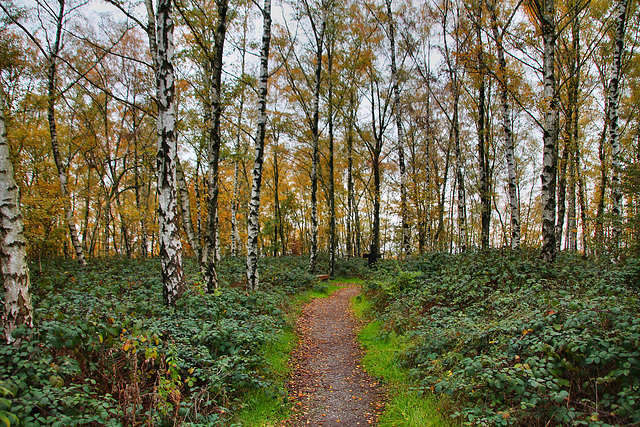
left=0, top=255, right=370, bottom=426
left=364, top=250, right=640, bottom=426
left=353, top=295, right=455, bottom=427
left=230, top=328, right=297, bottom=427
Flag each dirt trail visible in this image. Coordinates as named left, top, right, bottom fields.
left=287, top=285, right=384, bottom=426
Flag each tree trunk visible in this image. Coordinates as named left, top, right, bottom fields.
left=307, top=6, right=327, bottom=274
left=556, top=146, right=568, bottom=250
left=475, top=2, right=490, bottom=250
left=453, top=96, right=467, bottom=252
left=594, top=97, right=609, bottom=254
left=155, top=0, right=185, bottom=306
left=176, top=158, right=200, bottom=258
left=272, top=141, right=281, bottom=256
left=47, top=0, right=86, bottom=266
left=608, top=0, right=629, bottom=247
left=488, top=0, right=520, bottom=249
left=247, top=0, right=272, bottom=291
left=540, top=0, right=558, bottom=262
left=568, top=4, right=580, bottom=253
left=327, top=41, right=336, bottom=276
left=0, top=87, right=34, bottom=343
left=204, top=0, right=229, bottom=291
left=347, top=114, right=354, bottom=259
left=386, top=0, right=409, bottom=257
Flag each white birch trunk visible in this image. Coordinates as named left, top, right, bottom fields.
left=540, top=0, right=558, bottom=262
left=608, top=0, right=629, bottom=245
left=47, top=0, right=86, bottom=266
left=155, top=0, right=185, bottom=306
left=308, top=7, right=327, bottom=273
left=488, top=0, right=520, bottom=249
left=247, top=0, right=272, bottom=291
left=0, top=88, right=34, bottom=343
left=176, top=158, right=200, bottom=258
left=231, top=160, right=240, bottom=256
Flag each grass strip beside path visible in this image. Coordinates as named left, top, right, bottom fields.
left=352, top=295, right=455, bottom=427
left=232, top=279, right=352, bottom=426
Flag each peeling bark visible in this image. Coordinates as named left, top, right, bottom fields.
left=0, top=88, right=34, bottom=343
left=155, top=0, right=185, bottom=306
left=539, top=0, right=558, bottom=262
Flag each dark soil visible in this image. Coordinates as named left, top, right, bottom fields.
left=287, top=285, right=385, bottom=426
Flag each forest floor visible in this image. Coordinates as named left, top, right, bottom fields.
left=286, top=284, right=385, bottom=426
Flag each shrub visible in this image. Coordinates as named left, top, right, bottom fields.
left=364, top=251, right=640, bottom=426
left=0, top=257, right=299, bottom=426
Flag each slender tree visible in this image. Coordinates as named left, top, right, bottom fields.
left=474, top=0, right=491, bottom=250
left=386, top=0, right=410, bottom=256
left=0, top=86, right=34, bottom=343
left=608, top=0, right=629, bottom=247
left=155, top=0, right=185, bottom=305
left=0, top=0, right=89, bottom=265
left=531, top=0, right=559, bottom=262
left=247, top=0, right=272, bottom=291
left=305, top=0, right=327, bottom=273
left=487, top=0, right=520, bottom=249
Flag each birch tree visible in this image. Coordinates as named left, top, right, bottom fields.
left=473, top=0, right=491, bottom=250
left=306, top=0, right=327, bottom=273
left=1, top=0, right=87, bottom=265
left=155, top=0, right=185, bottom=305
left=487, top=0, right=520, bottom=249
left=0, top=85, right=34, bottom=343
left=386, top=0, right=410, bottom=257
left=174, top=0, right=229, bottom=289
left=529, top=0, right=559, bottom=262
left=608, top=0, right=629, bottom=247
left=441, top=0, right=468, bottom=252
left=247, top=0, right=272, bottom=291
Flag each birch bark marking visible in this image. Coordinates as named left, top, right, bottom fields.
left=475, top=2, right=491, bottom=250
left=308, top=4, right=327, bottom=273
left=327, top=41, right=336, bottom=275
left=176, top=158, right=200, bottom=258
left=247, top=0, right=272, bottom=291
left=155, top=0, right=185, bottom=306
left=608, top=0, right=629, bottom=247
left=47, top=0, right=86, bottom=266
left=0, top=88, right=34, bottom=343
left=539, top=0, right=558, bottom=262
left=488, top=0, right=520, bottom=249
left=205, top=0, right=229, bottom=291
left=386, top=0, right=409, bottom=257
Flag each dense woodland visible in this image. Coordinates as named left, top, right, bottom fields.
left=0, top=0, right=639, bottom=425
left=1, top=0, right=639, bottom=287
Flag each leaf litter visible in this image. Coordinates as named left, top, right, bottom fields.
left=286, top=285, right=385, bottom=426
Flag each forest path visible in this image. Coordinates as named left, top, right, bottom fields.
left=286, top=284, right=385, bottom=426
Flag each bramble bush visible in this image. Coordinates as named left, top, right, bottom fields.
left=364, top=250, right=640, bottom=426
left=0, top=256, right=321, bottom=426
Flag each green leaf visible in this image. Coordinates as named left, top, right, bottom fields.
left=0, top=412, right=11, bottom=427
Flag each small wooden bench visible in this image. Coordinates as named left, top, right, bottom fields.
left=316, top=274, right=330, bottom=281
